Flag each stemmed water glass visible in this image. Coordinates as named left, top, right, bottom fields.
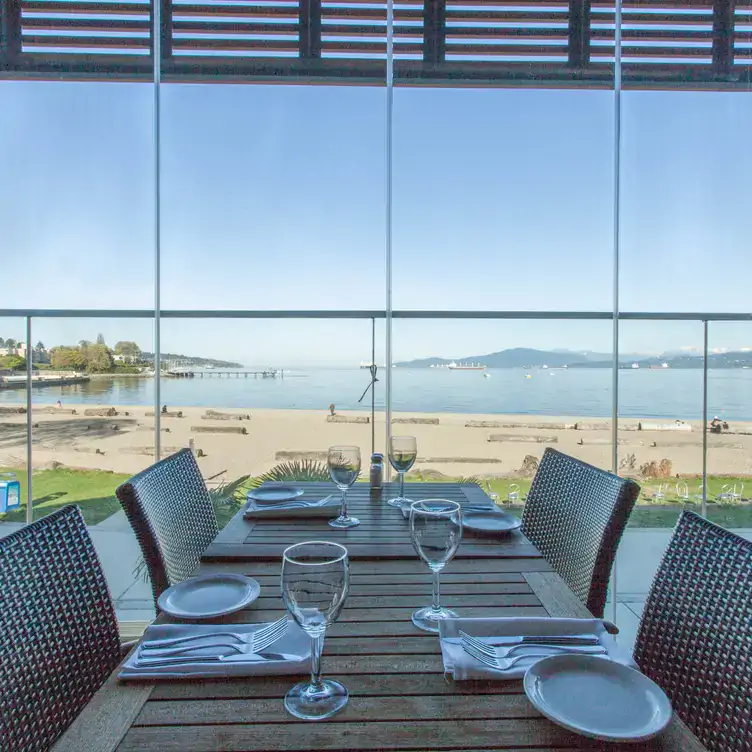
left=328, top=445, right=361, bottom=528
left=387, top=435, right=417, bottom=507
left=281, top=541, right=350, bottom=720
left=409, top=499, right=463, bottom=632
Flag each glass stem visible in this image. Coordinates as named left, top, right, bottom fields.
left=340, top=487, right=348, bottom=519
left=431, top=568, right=441, bottom=614
left=399, top=471, right=405, bottom=499
left=310, top=633, right=324, bottom=690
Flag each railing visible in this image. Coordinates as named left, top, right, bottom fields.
left=1, top=0, right=750, bottom=89
left=2, top=307, right=750, bottom=528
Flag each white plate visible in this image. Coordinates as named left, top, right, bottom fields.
left=158, top=574, right=261, bottom=619
left=524, top=654, right=672, bottom=743
left=462, top=509, right=521, bottom=534
left=246, top=486, right=304, bottom=505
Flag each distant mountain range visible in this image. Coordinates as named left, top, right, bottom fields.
left=141, top=352, right=243, bottom=368
left=395, top=348, right=752, bottom=370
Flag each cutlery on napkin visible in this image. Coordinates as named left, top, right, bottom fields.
left=119, top=621, right=311, bottom=680
left=243, top=494, right=339, bottom=519
left=438, top=617, right=634, bottom=680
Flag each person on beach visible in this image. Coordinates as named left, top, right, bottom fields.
left=56, top=400, right=62, bottom=409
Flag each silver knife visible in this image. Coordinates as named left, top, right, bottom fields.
left=445, top=634, right=600, bottom=646
left=135, top=651, right=303, bottom=668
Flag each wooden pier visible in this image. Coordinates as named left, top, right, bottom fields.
left=165, top=369, right=282, bottom=379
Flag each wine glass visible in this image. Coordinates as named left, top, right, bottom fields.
left=328, top=445, right=361, bottom=528
left=387, top=435, right=417, bottom=507
left=409, top=499, right=462, bottom=632
left=281, top=541, right=350, bottom=720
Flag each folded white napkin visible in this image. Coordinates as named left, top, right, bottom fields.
left=439, top=617, right=635, bottom=681
left=119, top=620, right=310, bottom=681
left=243, top=494, right=340, bottom=518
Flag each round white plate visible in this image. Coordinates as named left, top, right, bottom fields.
left=524, top=654, right=672, bottom=743
left=462, top=509, right=522, bottom=534
left=247, top=486, right=304, bottom=505
left=158, top=574, right=261, bottom=619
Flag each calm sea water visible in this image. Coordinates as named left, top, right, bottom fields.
left=1, top=368, right=750, bottom=420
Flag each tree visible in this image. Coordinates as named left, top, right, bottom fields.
left=78, top=340, right=91, bottom=349
left=35, top=341, right=45, bottom=351
left=0, top=355, right=25, bottom=371
left=84, top=344, right=114, bottom=373
left=5, top=338, right=16, bottom=349
left=51, top=346, right=86, bottom=371
left=114, top=341, right=142, bottom=357
left=0, top=338, right=5, bottom=348
left=96, top=333, right=106, bottom=346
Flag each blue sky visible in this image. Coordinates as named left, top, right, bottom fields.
left=1, top=81, right=750, bottom=365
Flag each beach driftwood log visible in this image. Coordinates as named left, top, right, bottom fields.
left=466, top=420, right=574, bottom=430
left=0, top=406, right=27, bottom=415
left=327, top=415, right=370, bottom=424
left=487, top=434, right=558, bottom=444
left=418, top=456, right=502, bottom=464
left=275, top=450, right=328, bottom=461
left=392, top=417, right=439, bottom=425
left=83, top=407, right=117, bottom=417
left=33, top=406, right=78, bottom=415
left=146, top=410, right=183, bottom=418
left=203, top=410, right=250, bottom=421
left=191, top=425, right=247, bottom=435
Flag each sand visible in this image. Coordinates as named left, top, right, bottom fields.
left=1, top=403, right=751, bottom=484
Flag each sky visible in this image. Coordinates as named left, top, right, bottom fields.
left=1, top=80, right=750, bottom=366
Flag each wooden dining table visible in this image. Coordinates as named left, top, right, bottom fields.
left=54, top=482, right=705, bottom=752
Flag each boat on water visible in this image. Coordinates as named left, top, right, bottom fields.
left=447, top=361, right=487, bottom=370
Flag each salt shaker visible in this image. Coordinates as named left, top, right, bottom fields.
left=370, top=453, right=384, bottom=490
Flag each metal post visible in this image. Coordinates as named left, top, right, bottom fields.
left=371, top=317, right=376, bottom=456
left=25, top=317, right=32, bottom=525
left=153, top=0, right=162, bottom=461
left=384, top=0, right=394, bottom=481
left=702, top=320, right=708, bottom=517
left=610, top=0, right=623, bottom=625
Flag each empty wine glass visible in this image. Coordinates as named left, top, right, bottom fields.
left=281, top=541, right=350, bottom=720
left=387, top=435, right=417, bottom=507
left=409, top=499, right=462, bottom=632
left=328, top=445, right=361, bottom=528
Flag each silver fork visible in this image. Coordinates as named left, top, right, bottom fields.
left=460, top=630, right=605, bottom=659
left=461, top=639, right=605, bottom=672
left=140, top=617, right=288, bottom=655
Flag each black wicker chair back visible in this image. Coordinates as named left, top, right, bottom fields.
left=521, top=448, right=640, bottom=617
left=116, top=448, right=218, bottom=607
left=0, top=505, right=120, bottom=752
left=634, top=511, right=752, bottom=752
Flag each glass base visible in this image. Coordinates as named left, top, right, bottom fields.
left=284, top=678, right=349, bottom=721
left=411, top=605, right=459, bottom=633
left=328, top=514, right=360, bottom=528
left=387, top=496, right=411, bottom=508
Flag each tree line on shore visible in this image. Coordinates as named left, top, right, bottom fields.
left=0, top=334, right=143, bottom=374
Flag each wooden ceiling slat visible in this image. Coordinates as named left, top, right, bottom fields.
left=171, top=37, right=299, bottom=50
left=173, top=5, right=299, bottom=19
left=22, top=17, right=150, bottom=32
left=22, top=33, right=149, bottom=47
left=321, top=7, right=422, bottom=20
left=173, top=20, right=299, bottom=35
left=22, top=1, right=150, bottom=15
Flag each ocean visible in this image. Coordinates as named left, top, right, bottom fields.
left=1, top=368, right=751, bottom=421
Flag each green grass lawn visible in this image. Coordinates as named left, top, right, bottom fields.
left=0, top=467, right=130, bottom=525
left=0, top=466, right=245, bottom=529
left=2, top=465, right=749, bottom=530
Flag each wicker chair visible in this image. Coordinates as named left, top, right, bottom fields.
left=521, top=448, right=640, bottom=617
left=0, top=506, right=121, bottom=752
left=116, top=448, right=218, bottom=607
left=634, top=511, right=752, bottom=752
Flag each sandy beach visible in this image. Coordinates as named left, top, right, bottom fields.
left=1, top=403, right=751, bottom=484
